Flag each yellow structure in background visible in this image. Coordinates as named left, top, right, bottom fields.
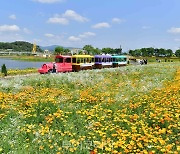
left=32, top=43, right=37, bottom=54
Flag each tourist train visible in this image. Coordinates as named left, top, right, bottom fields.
left=38, top=54, right=128, bottom=74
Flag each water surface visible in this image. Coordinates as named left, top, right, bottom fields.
left=0, top=58, right=47, bottom=69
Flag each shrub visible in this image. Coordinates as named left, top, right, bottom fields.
left=1, top=64, right=7, bottom=76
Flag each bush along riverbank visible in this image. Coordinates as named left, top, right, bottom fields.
left=0, top=63, right=179, bottom=153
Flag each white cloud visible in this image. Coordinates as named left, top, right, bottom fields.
left=47, top=10, right=88, bottom=25
left=0, top=25, right=20, bottom=32
left=63, top=10, right=88, bottom=22
left=47, top=17, right=69, bottom=25
left=92, top=22, right=110, bottom=29
left=79, top=32, right=96, bottom=38
left=33, top=0, right=64, bottom=3
left=9, top=14, right=16, bottom=20
left=112, top=18, right=123, bottom=24
left=44, top=33, right=55, bottom=37
left=68, top=36, right=81, bottom=41
left=142, top=26, right=151, bottom=29
left=168, top=27, right=180, bottom=34
left=68, top=32, right=95, bottom=42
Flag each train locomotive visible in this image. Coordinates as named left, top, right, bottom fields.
left=38, top=54, right=127, bottom=74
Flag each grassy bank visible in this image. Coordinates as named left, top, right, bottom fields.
left=0, top=63, right=179, bottom=153
left=0, top=68, right=38, bottom=77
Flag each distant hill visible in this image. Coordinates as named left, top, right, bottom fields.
left=0, top=41, right=43, bottom=52
left=40, top=45, right=59, bottom=51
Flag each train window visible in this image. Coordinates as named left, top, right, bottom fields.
left=65, top=58, right=71, bottom=63
left=102, top=58, right=105, bottom=62
left=55, top=58, right=63, bottom=63
left=92, top=58, right=94, bottom=62
left=99, top=58, right=101, bottom=62
left=77, top=58, right=80, bottom=64
left=87, top=58, right=89, bottom=63
left=55, top=58, right=59, bottom=63
left=72, top=58, right=76, bottom=63
left=118, top=58, right=122, bottom=62
left=112, top=58, right=115, bottom=62
left=95, top=58, right=99, bottom=62
left=84, top=58, right=86, bottom=63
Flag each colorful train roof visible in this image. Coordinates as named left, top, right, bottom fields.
left=72, top=55, right=93, bottom=58
left=94, top=55, right=112, bottom=58
left=112, top=55, right=127, bottom=58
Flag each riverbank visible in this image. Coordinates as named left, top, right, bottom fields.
left=0, top=68, right=38, bottom=77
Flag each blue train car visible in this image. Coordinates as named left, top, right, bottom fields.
left=112, top=55, right=127, bottom=67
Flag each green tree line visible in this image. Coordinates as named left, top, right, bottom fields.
left=0, top=41, right=43, bottom=52
left=128, top=48, right=180, bottom=57
left=55, top=45, right=180, bottom=57
left=54, top=45, right=123, bottom=55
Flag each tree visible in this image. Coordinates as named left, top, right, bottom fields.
left=102, top=48, right=113, bottom=54
left=146, top=47, right=154, bottom=56
left=154, top=48, right=160, bottom=57
left=54, top=46, right=64, bottom=55
left=94, top=48, right=102, bottom=55
left=1, top=64, right=7, bottom=76
left=166, top=49, right=173, bottom=57
left=63, top=48, right=70, bottom=55
left=175, top=49, right=180, bottom=57
left=129, top=50, right=135, bottom=56
left=114, top=48, right=122, bottom=55
left=83, top=45, right=94, bottom=54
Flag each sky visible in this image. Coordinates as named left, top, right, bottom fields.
left=0, top=0, right=180, bottom=52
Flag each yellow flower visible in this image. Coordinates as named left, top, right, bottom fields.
left=39, top=146, right=44, bottom=150
left=177, top=146, right=180, bottom=151
left=137, top=142, right=143, bottom=148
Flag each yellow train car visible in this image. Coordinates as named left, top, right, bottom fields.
left=72, top=55, right=94, bottom=71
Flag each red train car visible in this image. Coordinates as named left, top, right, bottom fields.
left=38, top=55, right=72, bottom=74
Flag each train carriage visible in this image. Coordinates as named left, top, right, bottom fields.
left=112, top=55, right=127, bottom=67
left=94, top=55, right=112, bottom=69
left=72, top=55, right=94, bottom=72
left=38, top=55, right=72, bottom=74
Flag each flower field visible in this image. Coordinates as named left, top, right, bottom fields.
left=0, top=63, right=179, bottom=153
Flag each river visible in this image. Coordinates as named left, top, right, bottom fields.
left=0, top=58, right=47, bottom=69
